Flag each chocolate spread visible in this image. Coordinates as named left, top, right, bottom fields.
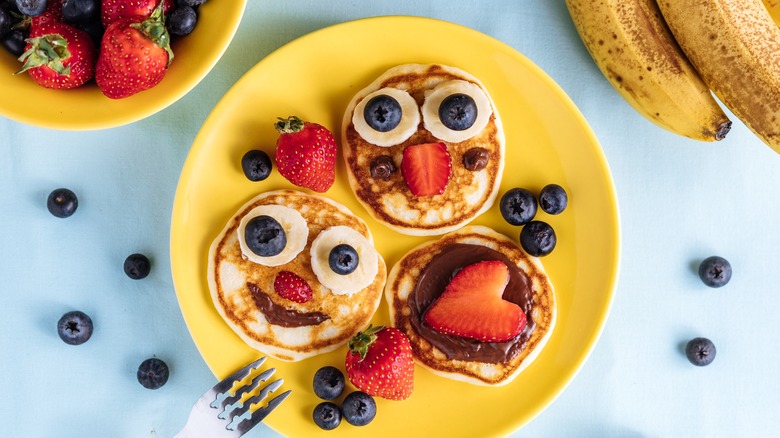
left=409, top=244, right=535, bottom=363
left=247, top=283, right=329, bottom=327
left=462, top=147, right=490, bottom=171
left=369, top=155, right=396, bottom=180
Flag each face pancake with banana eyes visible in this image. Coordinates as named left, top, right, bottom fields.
left=207, top=190, right=387, bottom=362
left=342, top=64, right=505, bottom=236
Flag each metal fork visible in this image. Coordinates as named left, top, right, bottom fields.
left=174, top=357, right=291, bottom=437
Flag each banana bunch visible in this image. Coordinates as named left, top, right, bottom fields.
left=566, top=0, right=780, bottom=153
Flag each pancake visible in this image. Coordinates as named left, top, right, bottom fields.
left=342, top=64, right=505, bottom=236
left=385, top=225, right=556, bottom=386
left=208, top=190, right=387, bottom=362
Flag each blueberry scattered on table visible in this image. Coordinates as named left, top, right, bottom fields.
left=167, top=5, right=197, bottom=36
left=313, top=366, right=345, bottom=400
left=519, top=220, right=556, bottom=257
left=137, top=358, right=169, bottom=389
left=439, top=93, right=477, bottom=131
left=241, top=150, right=272, bottom=182
left=124, top=253, right=151, bottom=280
left=47, top=188, right=79, bottom=218
left=685, top=337, right=716, bottom=366
left=539, top=183, right=568, bottom=215
left=363, top=94, right=402, bottom=132
left=698, top=256, right=731, bottom=288
left=500, top=188, right=537, bottom=226
left=341, top=391, right=376, bottom=426
left=312, top=401, right=341, bottom=430
left=57, top=310, right=93, bottom=345
left=244, top=215, right=286, bottom=257
left=328, top=244, right=359, bottom=275
left=15, top=0, right=47, bottom=17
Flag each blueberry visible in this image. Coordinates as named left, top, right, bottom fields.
left=57, top=310, right=93, bottom=345
left=312, top=402, right=341, bottom=430
left=137, top=358, right=169, bottom=389
left=0, top=8, right=11, bottom=38
left=499, top=188, right=537, bottom=226
left=328, top=244, right=359, bottom=275
left=539, top=184, right=568, bottom=215
left=167, top=5, right=197, bottom=36
left=685, top=337, right=716, bottom=366
left=363, top=94, right=402, bottom=132
left=124, top=253, right=151, bottom=280
left=176, top=0, right=207, bottom=6
left=698, top=256, right=731, bottom=288
left=519, top=220, right=556, bottom=257
left=439, top=93, right=477, bottom=131
left=241, top=149, right=272, bottom=182
left=62, top=0, right=97, bottom=24
left=47, top=188, right=79, bottom=218
left=15, top=0, right=47, bottom=16
left=2, top=30, right=27, bottom=57
left=75, top=18, right=103, bottom=47
left=313, top=366, right=345, bottom=400
left=341, top=391, right=376, bottom=426
left=245, top=215, right=286, bottom=257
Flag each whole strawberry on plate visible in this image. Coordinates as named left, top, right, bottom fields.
left=100, top=0, right=174, bottom=28
left=345, top=325, right=414, bottom=401
left=95, top=1, right=173, bottom=99
left=274, top=116, right=337, bottom=192
left=17, top=20, right=96, bottom=89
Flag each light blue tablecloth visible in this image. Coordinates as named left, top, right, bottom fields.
left=3, top=1, right=779, bottom=436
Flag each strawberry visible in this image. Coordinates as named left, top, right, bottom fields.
left=273, top=271, right=312, bottom=303
left=345, top=325, right=414, bottom=401
left=101, top=0, right=174, bottom=28
left=423, top=260, right=527, bottom=342
left=16, top=20, right=96, bottom=89
left=400, top=142, right=452, bottom=196
left=274, top=116, right=337, bottom=192
left=95, top=2, right=173, bottom=99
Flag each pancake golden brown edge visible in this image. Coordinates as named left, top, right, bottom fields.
left=342, top=64, right=505, bottom=236
left=208, top=190, right=387, bottom=362
left=385, top=225, right=556, bottom=386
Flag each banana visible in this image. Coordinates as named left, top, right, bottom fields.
left=762, top=0, right=780, bottom=28
left=657, top=0, right=780, bottom=153
left=310, top=225, right=379, bottom=295
left=565, top=0, right=731, bottom=141
left=421, top=79, right=493, bottom=143
left=237, top=205, right=308, bottom=267
left=353, top=87, right=420, bottom=147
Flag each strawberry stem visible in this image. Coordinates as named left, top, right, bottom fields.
left=274, top=116, right=305, bottom=134
left=348, top=325, right=384, bottom=360
left=16, top=33, right=71, bottom=76
left=130, top=0, right=174, bottom=66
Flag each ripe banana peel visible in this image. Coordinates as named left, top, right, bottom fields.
left=658, top=0, right=780, bottom=153
left=565, top=0, right=731, bottom=142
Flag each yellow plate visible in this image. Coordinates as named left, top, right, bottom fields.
left=171, top=16, right=620, bottom=437
left=0, top=0, right=246, bottom=130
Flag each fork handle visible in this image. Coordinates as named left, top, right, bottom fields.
left=173, top=410, right=223, bottom=438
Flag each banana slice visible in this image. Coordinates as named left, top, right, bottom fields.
left=352, top=87, right=420, bottom=147
left=310, top=225, right=379, bottom=295
left=422, top=80, right=492, bottom=143
left=237, top=205, right=308, bottom=267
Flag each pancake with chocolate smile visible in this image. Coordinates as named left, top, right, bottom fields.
left=208, top=190, right=387, bottom=361
left=385, top=225, right=555, bottom=386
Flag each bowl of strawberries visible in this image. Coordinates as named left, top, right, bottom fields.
left=0, top=0, right=246, bottom=130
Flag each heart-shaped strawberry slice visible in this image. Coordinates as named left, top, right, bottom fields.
left=423, top=260, right=526, bottom=342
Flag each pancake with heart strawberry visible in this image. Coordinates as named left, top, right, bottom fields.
left=208, top=190, right=387, bottom=362
left=385, top=225, right=556, bottom=386
left=342, top=64, right=505, bottom=236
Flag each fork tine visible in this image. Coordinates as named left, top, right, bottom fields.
left=215, top=368, right=276, bottom=415
left=227, top=378, right=285, bottom=430
left=210, top=356, right=267, bottom=396
left=234, top=389, right=292, bottom=435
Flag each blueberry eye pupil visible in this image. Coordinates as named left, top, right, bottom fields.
left=364, top=94, right=402, bottom=132
left=245, top=215, right=287, bottom=257
left=439, top=93, right=477, bottom=131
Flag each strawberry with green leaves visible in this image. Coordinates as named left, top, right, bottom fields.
left=274, top=116, right=337, bottom=192
left=95, top=1, right=173, bottom=99
left=345, top=325, right=414, bottom=401
left=17, top=20, right=96, bottom=89
left=101, top=0, right=173, bottom=28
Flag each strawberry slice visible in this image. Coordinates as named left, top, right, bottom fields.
left=400, top=142, right=452, bottom=196
left=423, top=260, right=527, bottom=342
left=273, top=271, right=313, bottom=303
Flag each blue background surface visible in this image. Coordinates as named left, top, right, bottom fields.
left=3, top=1, right=780, bottom=436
